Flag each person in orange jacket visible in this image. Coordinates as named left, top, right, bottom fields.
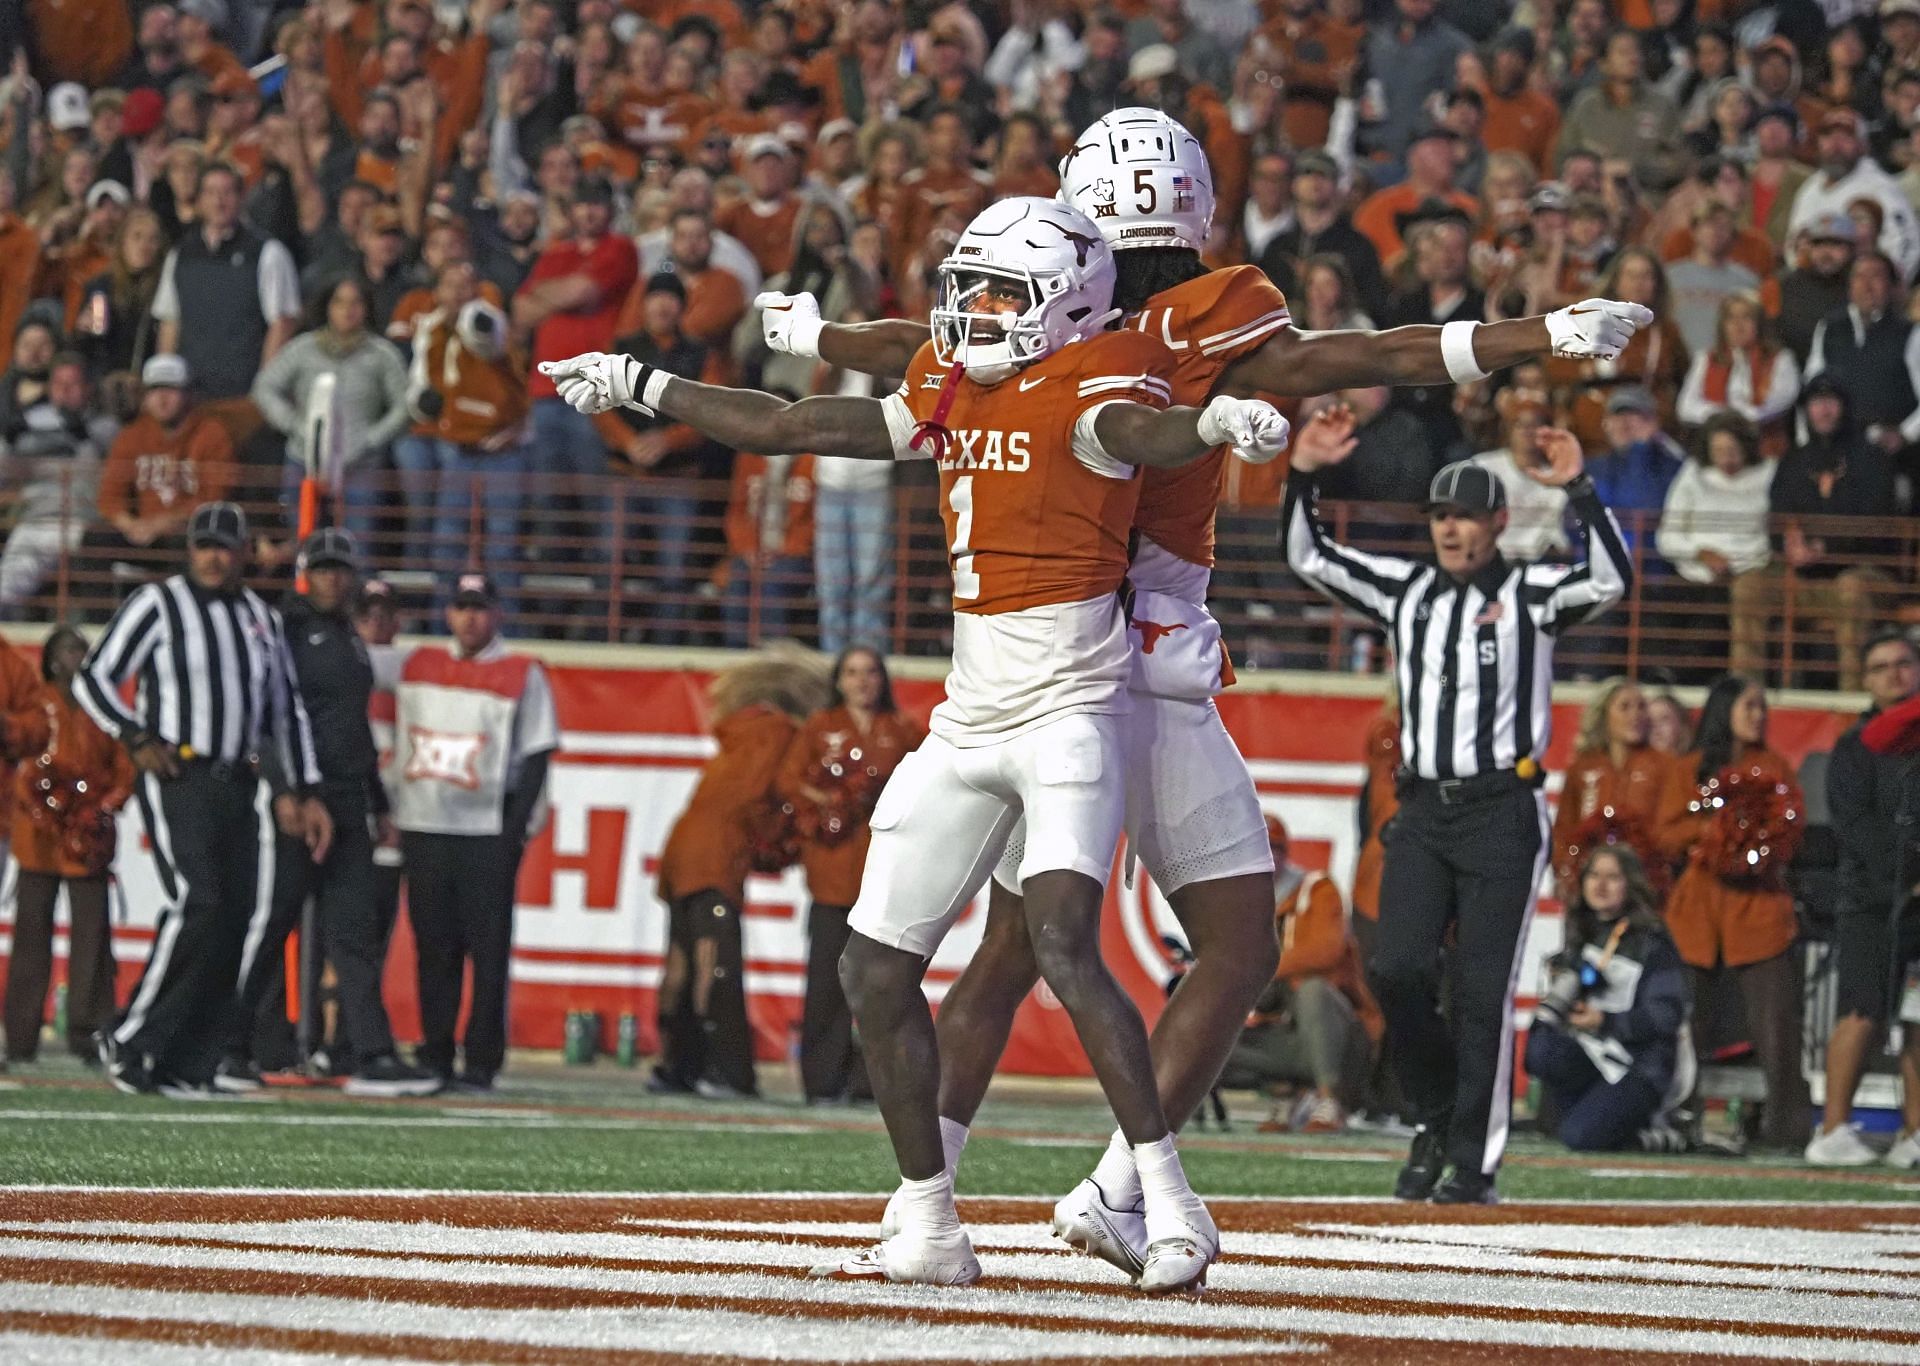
left=1655, top=673, right=1812, bottom=1150
left=652, top=651, right=829, bottom=1099
left=1552, top=678, right=1672, bottom=897
left=4, top=629, right=134, bottom=1064
left=774, top=646, right=923, bottom=1103
left=1218, top=815, right=1383, bottom=1134
left=0, top=633, right=55, bottom=895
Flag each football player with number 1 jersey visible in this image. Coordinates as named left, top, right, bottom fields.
left=541, top=196, right=1289, bottom=1291
left=759, top=108, right=1655, bottom=1263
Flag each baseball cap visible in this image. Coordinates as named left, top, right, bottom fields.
left=1529, top=181, right=1571, bottom=213
left=1753, top=101, right=1801, bottom=134
left=47, top=82, right=91, bottom=132
left=1127, top=43, right=1181, bottom=83
left=141, top=354, right=191, bottom=389
left=1294, top=149, right=1339, bottom=180
left=302, top=527, right=359, bottom=572
left=1426, top=462, right=1508, bottom=514
left=643, top=270, right=687, bottom=302
left=356, top=578, right=396, bottom=611
left=85, top=180, right=131, bottom=211
left=572, top=174, right=616, bottom=206
left=1409, top=114, right=1462, bottom=145
left=1818, top=107, right=1866, bottom=137
left=1883, top=0, right=1920, bottom=20
left=1491, top=26, right=1537, bottom=62
left=121, top=88, right=165, bottom=138
left=187, top=501, right=249, bottom=550
left=1604, top=385, right=1659, bottom=417
left=817, top=117, right=857, bottom=146
left=90, top=88, right=127, bottom=115
left=450, top=571, right=498, bottom=607
left=742, top=132, right=790, bottom=163
left=1809, top=212, right=1860, bottom=244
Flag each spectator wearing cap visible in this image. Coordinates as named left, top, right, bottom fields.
left=1257, top=0, right=1364, bottom=154
left=1749, top=105, right=1812, bottom=250
left=379, top=571, right=557, bottom=1091
left=515, top=175, right=639, bottom=555
left=0, top=352, right=114, bottom=614
left=151, top=162, right=302, bottom=403
left=1478, top=27, right=1560, bottom=179
left=596, top=270, right=727, bottom=644
left=1807, top=249, right=1920, bottom=455
left=72, top=205, right=167, bottom=380
left=403, top=262, right=529, bottom=613
left=37, top=183, right=132, bottom=345
left=1379, top=212, right=1485, bottom=462
left=42, top=81, right=95, bottom=157
left=2, top=626, right=132, bottom=1065
left=1352, top=120, right=1482, bottom=268
left=252, top=275, right=411, bottom=542
left=1584, top=384, right=1685, bottom=565
left=1767, top=215, right=1857, bottom=364
left=1361, top=0, right=1472, bottom=171
left=1666, top=201, right=1762, bottom=358
left=1556, top=28, right=1688, bottom=194
left=216, top=528, right=440, bottom=1097
left=1789, top=109, right=1920, bottom=282
left=1217, top=814, right=1381, bottom=1134
left=0, top=171, right=47, bottom=349
left=891, top=106, right=992, bottom=284
left=715, top=135, right=806, bottom=281
left=636, top=169, right=764, bottom=299
left=1764, top=375, right=1898, bottom=690
left=89, top=353, right=234, bottom=569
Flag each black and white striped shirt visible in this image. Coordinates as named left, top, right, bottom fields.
left=1282, top=472, right=1632, bottom=781
left=77, top=575, right=322, bottom=787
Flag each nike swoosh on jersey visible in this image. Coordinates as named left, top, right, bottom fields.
left=1018, top=376, right=1047, bottom=392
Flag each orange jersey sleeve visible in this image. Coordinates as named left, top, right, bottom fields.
left=893, top=330, right=1176, bottom=615
left=1126, top=265, right=1292, bottom=568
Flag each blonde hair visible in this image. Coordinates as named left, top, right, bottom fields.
left=1574, top=676, right=1640, bottom=754
left=707, top=646, right=833, bottom=726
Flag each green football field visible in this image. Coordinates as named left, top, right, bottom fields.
left=3, top=1053, right=1914, bottom=1206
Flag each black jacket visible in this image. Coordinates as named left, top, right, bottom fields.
left=1828, top=707, right=1920, bottom=918
left=1538, top=920, right=1689, bottom=1096
left=267, top=596, right=383, bottom=814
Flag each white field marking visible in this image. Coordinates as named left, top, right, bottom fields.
left=1280, top=1150, right=1400, bottom=1164
left=0, top=1334, right=395, bottom=1366
left=0, top=1110, right=822, bottom=1136
left=1312, top=1221, right=1920, bottom=1274
left=0, top=1283, right=1299, bottom=1363
left=3, top=1235, right=1913, bottom=1366
left=1583, top=1167, right=1702, bottom=1179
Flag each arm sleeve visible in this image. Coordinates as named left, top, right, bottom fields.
left=75, top=584, right=164, bottom=741
left=257, top=239, right=302, bottom=323
left=502, top=749, right=551, bottom=841
left=512, top=662, right=560, bottom=761
left=1528, top=483, right=1632, bottom=634
left=878, top=391, right=930, bottom=461
left=1070, top=402, right=1146, bottom=479
left=1280, top=469, right=1421, bottom=628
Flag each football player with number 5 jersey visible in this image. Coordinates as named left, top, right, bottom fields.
left=541, top=196, right=1289, bottom=1292
left=761, top=108, right=1656, bottom=1270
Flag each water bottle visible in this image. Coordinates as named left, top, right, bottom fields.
left=616, top=1012, right=638, bottom=1067
left=563, top=1011, right=588, bottom=1066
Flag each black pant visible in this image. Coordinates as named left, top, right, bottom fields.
left=115, top=766, right=266, bottom=1080
left=4, top=871, right=113, bottom=1060
left=225, top=790, right=395, bottom=1068
left=655, top=889, right=756, bottom=1095
left=1370, top=778, right=1545, bottom=1178
left=403, top=830, right=522, bottom=1081
left=1524, top=1025, right=1665, bottom=1152
left=801, top=901, right=868, bottom=1100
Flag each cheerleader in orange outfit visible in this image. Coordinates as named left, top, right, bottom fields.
left=4, top=629, right=134, bottom=1063
left=1654, top=673, right=1812, bottom=1150
left=1552, top=678, right=1671, bottom=897
left=775, top=646, right=923, bottom=1104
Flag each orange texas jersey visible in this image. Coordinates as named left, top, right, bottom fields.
left=1126, top=264, right=1292, bottom=572
left=885, top=330, right=1177, bottom=616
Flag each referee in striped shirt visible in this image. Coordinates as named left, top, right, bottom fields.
left=1283, top=411, right=1630, bottom=1204
left=76, top=501, right=331, bottom=1096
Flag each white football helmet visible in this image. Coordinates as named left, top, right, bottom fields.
left=929, top=196, right=1121, bottom=386
left=1057, top=107, right=1215, bottom=253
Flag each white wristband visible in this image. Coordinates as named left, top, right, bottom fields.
left=788, top=313, right=825, bottom=360
left=1441, top=320, right=1489, bottom=384
left=640, top=365, right=672, bottom=410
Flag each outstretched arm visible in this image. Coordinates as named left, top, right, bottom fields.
left=1220, top=301, right=1654, bottom=398
left=756, top=290, right=928, bottom=376
left=1091, top=395, right=1290, bottom=469
left=540, top=353, right=897, bottom=458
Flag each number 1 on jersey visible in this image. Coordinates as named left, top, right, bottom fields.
left=948, top=474, right=979, bottom=600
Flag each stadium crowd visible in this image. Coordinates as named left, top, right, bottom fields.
left=0, top=0, right=1917, bottom=676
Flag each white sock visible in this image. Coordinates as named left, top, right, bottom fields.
left=894, top=1169, right=962, bottom=1238
left=1132, top=1134, right=1194, bottom=1214
left=1091, top=1128, right=1142, bottom=1209
left=940, top=1117, right=970, bottom=1176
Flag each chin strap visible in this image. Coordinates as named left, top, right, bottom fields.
left=909, top=360, right=967, bottom=462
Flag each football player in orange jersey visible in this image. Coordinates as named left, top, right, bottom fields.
left=754, top=108, right=1656, bottom=1273
left=542, top=197, right=1289, bottom=1291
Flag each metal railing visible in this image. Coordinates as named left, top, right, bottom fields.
left=4, top=465, right=1913, bottom=689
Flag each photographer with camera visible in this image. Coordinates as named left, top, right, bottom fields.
left=1526, top=846, right=1689, bottom=1152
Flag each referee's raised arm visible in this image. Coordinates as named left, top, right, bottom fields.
left=1280, top=410, right=1427, bottom=627
left=1520, top=428, right=1634, bottom=634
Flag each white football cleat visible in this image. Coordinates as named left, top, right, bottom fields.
left=809, top=1229, right=981, bottom=1286
left=1885, top=1129, right=1920, bottom=1170
left=1051, top=1178, right=1146, bottom=1278
left=1137, top=1196, right=1219, bottom=1294
left=1805, top=1123, right=1879, bottom=1167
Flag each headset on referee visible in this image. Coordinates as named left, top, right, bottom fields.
left=74, top=501, right=330, bottom=1096
left=1282, top=410, right=1631, bottom=1205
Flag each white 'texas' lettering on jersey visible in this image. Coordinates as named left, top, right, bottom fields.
left=936, top=430, right=1031, bottom=473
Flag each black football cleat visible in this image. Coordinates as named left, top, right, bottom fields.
left=1393, top=1122, right=1449, bottom=1201
left=1431, top=1169, right=1499, bottom=1205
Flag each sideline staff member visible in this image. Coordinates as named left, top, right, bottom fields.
left=1284, top=412, right=1630, bottom=1203
left=77, top=501, right=329, bottom=1096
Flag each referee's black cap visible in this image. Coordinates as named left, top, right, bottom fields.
left=302, top=527, right=359, bottom=572
left=1426, top=462, right=1507, bottom=515
left=187, top=500, right=248, bottom=550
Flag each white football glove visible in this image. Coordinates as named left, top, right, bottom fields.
left=1197, top=395, right=1291, bottom=465
left=538, top=352, right=643, bottom=415
left=755, top=290, right=824, bottom=358
left=1545, top=298, right=1656, bottom=361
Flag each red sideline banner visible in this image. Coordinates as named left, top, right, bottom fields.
left=0, top=665, right=1857, bottom=1079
